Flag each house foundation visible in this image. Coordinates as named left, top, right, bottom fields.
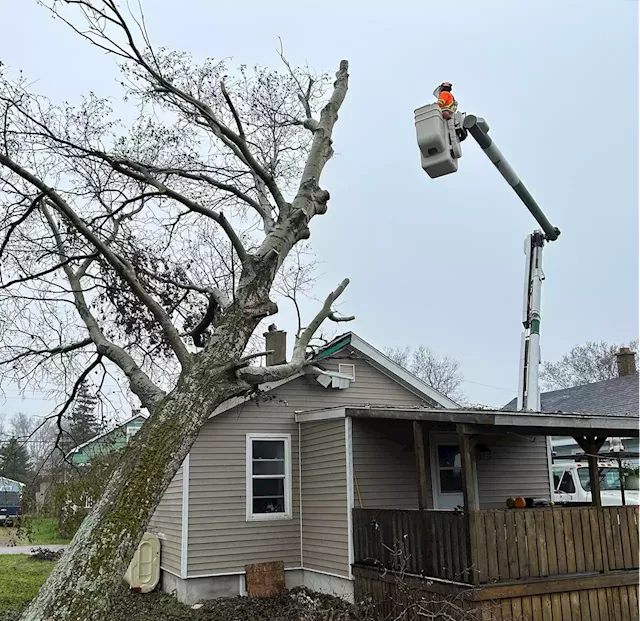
left=160, top=568, right=354, bottom=605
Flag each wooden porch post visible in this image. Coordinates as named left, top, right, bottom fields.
left=458, top=426, right=479, bottom=584
left=574, top=436, right=607, bottom=508
left=413, top=421, right=430, bottom=511
left=458, top=428, right=477, bottom=513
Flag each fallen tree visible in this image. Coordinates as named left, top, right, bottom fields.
left=0, top=2, right=351, bottom=619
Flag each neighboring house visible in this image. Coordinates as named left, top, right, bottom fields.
left=503, top=350, right=639, bottom=466
left=66, top=413, right=147, bottom=466
left=147, top=331, right=628, bottom=606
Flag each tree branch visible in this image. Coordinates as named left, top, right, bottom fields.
left=1, top=338, right=93, bottom=365
left=236, top=278, right=353, bottom=384
left=110, top=160, right=249, bottom=265
left=0, top=150, right=191, bottom=368
left=145, top=165, right=275, bottom=233
left=39, top=201, right=166, bottom=409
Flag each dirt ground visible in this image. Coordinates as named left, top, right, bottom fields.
left=110, top=588, right=367, bottom=621
left=0, top=586, right=370, bottom=621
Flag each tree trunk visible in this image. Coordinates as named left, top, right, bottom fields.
left=21, top=351, right=248, bottom=621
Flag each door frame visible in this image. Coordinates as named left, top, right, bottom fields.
left=429, top=432, right=479, bottom=510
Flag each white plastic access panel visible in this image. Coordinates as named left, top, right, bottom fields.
left=124, top=532, right=161, bottom=593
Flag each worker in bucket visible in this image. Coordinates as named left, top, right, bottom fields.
left=434, top=82, right=457, bottom=119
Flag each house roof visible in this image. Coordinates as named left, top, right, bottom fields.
left=209, top=332, right=459, bottom=419
left=65, top=413, right=147, bottom=457
left=295, top=405, right=640, bottom=437
left=312, top=332, right=460, bottom=409
left=503, top=373, right=639, bottom=416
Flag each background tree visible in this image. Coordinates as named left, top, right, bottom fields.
left=0, top=437, right=32, bottom=482
left=384, top=345, right=464, bottom=401
left=0, top=2, right=351, bottom=619
left=61, top=379, right=102, bottom=454
left=541, top=340, right=638, bottom=390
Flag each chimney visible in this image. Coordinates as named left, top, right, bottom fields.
left=264, top=325, right=287, bottom=366
left=616, top=346, right=636, bottom=377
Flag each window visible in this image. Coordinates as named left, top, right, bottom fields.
left=558, top=471, right=576, bottom=494
left=577, top=467, right=636, bottom=492
left=246, top=434, right=292, bottom=521
left=438, top=445, right=462, bottom=493
left=126, top=426, right=140, bottom=442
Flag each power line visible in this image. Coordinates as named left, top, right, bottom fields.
left=462, top=379, right=516, bottom=394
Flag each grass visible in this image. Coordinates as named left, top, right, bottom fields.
left=0, top=517, right=71, bottom=547
left=0, top=559, right=362, bottom=621
left=0, top=555, right=56, bottom=616
left=21, top=517, right=71, bottom=545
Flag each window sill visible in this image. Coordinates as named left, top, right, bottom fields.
left=246, top=513, right=293, bottom=522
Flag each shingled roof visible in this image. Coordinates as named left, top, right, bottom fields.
left=503, top=373, right=639, bottom=416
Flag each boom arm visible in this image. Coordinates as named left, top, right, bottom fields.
left=463, top=115, right=560, bottom=242
left=414, top=103, right=562, bottom=412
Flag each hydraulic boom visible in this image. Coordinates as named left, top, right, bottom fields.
left=414, top=101, right=561, bottom=410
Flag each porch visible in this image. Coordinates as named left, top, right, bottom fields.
left=306, top=406, right=639, bottom=620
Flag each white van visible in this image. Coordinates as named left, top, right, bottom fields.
left=552, top=461, right=639, bottom=506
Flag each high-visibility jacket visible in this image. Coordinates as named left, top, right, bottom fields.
left=437, top=91, right=456, bottom=112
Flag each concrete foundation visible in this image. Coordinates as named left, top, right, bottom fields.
left=162, top=571, right=244, bottom=605
left=161, top=568, right=354, bottom=605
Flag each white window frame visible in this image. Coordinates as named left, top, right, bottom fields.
left=338, top=363, right=356, bottom=380
left=126, top=425, right=140, bottom=442
left=436, top=443, right=464, bottom=495
left=245, top=433, right=292, bottom=522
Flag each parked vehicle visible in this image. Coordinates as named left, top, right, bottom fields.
left=0, top=476, right=23, bottom=526
left=552, top=460, right=640, bottom=506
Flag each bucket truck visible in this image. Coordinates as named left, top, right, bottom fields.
left=414, top=102, right=561, bottom=411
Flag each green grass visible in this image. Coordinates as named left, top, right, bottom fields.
left=21, top=517, right=71, bottom=545
left=0, top=517, right=71, bottom=547
left=0, top=555, right=55, bottom=615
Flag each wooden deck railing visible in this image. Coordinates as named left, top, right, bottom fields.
left=352, top=506, right=639, bottom=586
left=472, top=505, right=640, bottom=584
left=352, top=508, right=471, bottom=582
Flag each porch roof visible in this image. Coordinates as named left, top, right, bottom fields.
left=294, top=405, right=639, bottom=437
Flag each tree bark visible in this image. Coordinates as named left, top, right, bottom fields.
left=21, top=328, right=254, bottom=621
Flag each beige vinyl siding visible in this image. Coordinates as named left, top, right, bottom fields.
left=318, top=351, right=435, bottom=408
left=352, top=418, right=425, bottom=509
left=476, top=434, right=552, bottom=508
left=301, top=420, right=349, bottom=577
left=187, top=406, right=301, bottom=576
left=185, top=354, right=431, bottom=577
left=149, top=464, right=183, bottom=575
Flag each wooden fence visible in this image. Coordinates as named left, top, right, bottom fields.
left=473, top=506, right=639, bottom=584
left=354, top=564, right=639, bottom=621
left=352, top=506, right=639, bottom=587
left=352, top=508, right=471, bottom=582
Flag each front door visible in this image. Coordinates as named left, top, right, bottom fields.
left=431, top=440, right=465, bottom=510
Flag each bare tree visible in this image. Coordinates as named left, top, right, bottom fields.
left=384, top=345, right=464, bottom=400
left=0, top=2, right=352, bottom=619
left=541, top=340, right=638, bottom=390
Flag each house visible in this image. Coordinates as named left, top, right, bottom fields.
left=147, top=330, right=638, bottom=615
left=504, top=348, right=639, bottom=466
left=66, top=413, right=147, bottom=465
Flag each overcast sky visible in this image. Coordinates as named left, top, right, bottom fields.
left=0, top=0, right=637, bottom=417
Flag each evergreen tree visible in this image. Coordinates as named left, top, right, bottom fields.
left=0, top=437, right=31, bottom=482
left=62, top=380, right=101, bottom=454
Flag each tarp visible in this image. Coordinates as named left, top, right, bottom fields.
left=0, top=476, right=23, bottom=492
